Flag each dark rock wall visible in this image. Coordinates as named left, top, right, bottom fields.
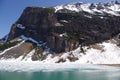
left=8, top=24, right=24, bottom=41
left=8, top=7, right=120, bottom=53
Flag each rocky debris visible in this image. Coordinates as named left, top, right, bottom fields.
left=31, top=47, right=44, bottom=61
left=107, top=33, right=120, bottom=47
left=56, top=58, right=66, bottom=63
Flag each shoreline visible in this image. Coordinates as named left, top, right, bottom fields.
left=99, top=64, right=120, bottom=67
left=0, top=60, right=120, bottom=66
left=0, top=61, right=120, bottom=72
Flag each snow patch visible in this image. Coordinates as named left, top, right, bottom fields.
left=59, top=33, right=67, bottom=37
left=20, top=35, right=45, bottom=47
left=60, top=20, right=69, bottom=23
left=20, top=35, right=38, bottom=44
left=23, top=49, right=35, bottom=61
left=55, top=23, right=64, bottom=26
left=17, top=24, right=25, bottom=29
left=84, top=15, right=92, bottom=18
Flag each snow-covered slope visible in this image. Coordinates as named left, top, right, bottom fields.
left=0, top=40, right=120, bottom=72
left=42, top=41, right=120, bottom=64
left=1, top=38, right=120, bottom=64
left=54, top=1, right=120, bottom=16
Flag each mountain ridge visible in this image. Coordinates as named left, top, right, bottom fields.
left=0, top=1, right=120, bottom=63
left=54, top=1, right=120, bottom=16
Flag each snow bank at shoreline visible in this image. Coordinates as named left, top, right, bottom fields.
left=0, top=61, right=120, bottom=72
left=0, top=40, right=120, bottom=72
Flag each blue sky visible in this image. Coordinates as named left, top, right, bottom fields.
left=0, top=0, right=118, bottom=38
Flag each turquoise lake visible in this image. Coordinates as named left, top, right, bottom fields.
left=0, top=68, right=120, bottom=80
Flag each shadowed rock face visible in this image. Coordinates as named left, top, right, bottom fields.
left=8, top=7, right=57, bottom=42
left=7, top=7, right=120, bottom=53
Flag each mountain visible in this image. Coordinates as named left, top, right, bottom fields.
left=0, top=1, right=120, bottom=63
left=55, top=1, right=120, bottom=16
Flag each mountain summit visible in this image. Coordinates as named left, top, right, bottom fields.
left=54, top=1, right=120, bottom=16
left=55, top=1, right=120, bottom=16
left=0, top=1, right=120, bottom=63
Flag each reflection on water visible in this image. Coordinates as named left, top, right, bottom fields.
left=0, top=69, right=120, bottom=80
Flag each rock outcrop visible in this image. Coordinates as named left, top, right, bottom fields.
left=0, top=41, right=34, bottom=59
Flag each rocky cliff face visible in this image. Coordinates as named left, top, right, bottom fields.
left=8, top=7, right=57, bottom=41
left=7, top=6, right=120, bottom=54
left=8, top=7, right=80, bottom=53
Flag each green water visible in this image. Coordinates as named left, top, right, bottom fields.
left=0, top=69, right=120, bottom=80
